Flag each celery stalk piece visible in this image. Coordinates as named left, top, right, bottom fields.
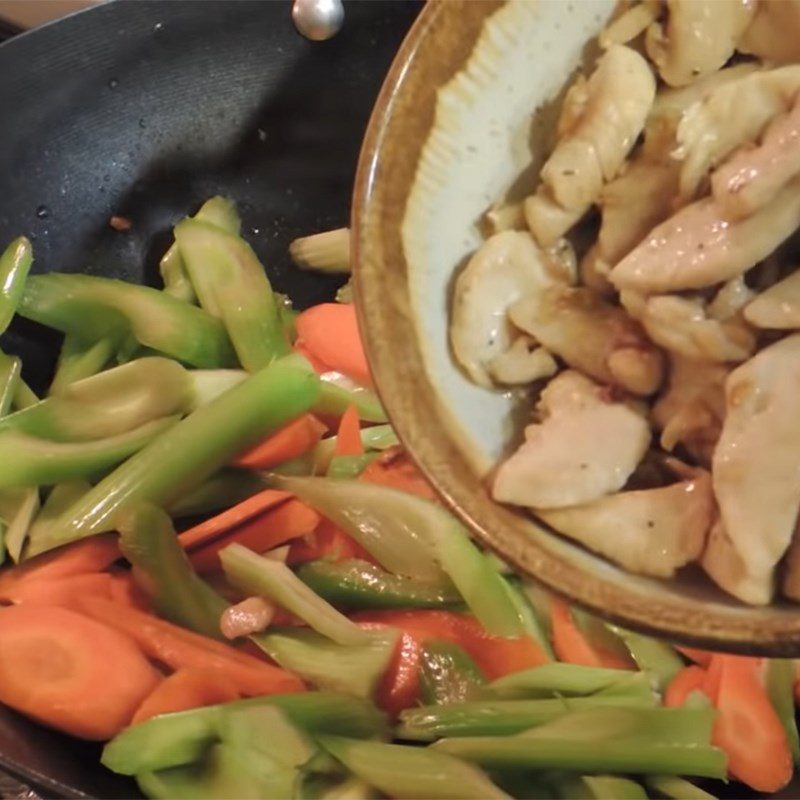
left=274, top=477, right=525, bottom=637
left=0, top=352, right=21, bottom=418
left=496, top=574, right=554, bottom=660
left=167, top=469, right=270, bottom=518
left=49, top=335, right=116, bottom=394
left=580, top=776, right=648, bottom=799
left=764, top=659, right=800, bottom=763
left=26, top=480, right=92, bottom=546
left=319, top=736, right=510, bottom=800
left=0, top=237, right=33, bottom=333
left=645, top=775, right=717, bottom=799
left=174, top=218, right=289, bottom=370
left=12, top=378, right=38, bottom=410
left=605, top=623, right=684, bottom=690
left=0, top=358, right=193, bottom=441
left=33, top=360, right=319, bottom=554
left=318, top=777, right=375, bottom=800
left=118, top=503, right=228, bottom=640
left=419, top=640, right=486, bottom=706
left=188, top=369, right=247, bottom=410
left=326, top=453, right=380, bottom=479
left=296, top=559, right=462, bottom=610
left=0, top=487, right=39, bottom=562
left=434, top=707, right=726, bottom=779
left=254, top=627, right=398, bottom=699
left=220, top=543, right=369, bottom=645
left=489, top=663, right=638, bottom=699
left=0, top=416, right=178, bottom=490
left=160, top=196, right=241, bottom=304
left=0, top=521, right=6, bottom=566
left=397, top=685, right=656, bottom=741
left=102, top=691, right=389, bottom=776
left=18, top=273, right=237, bottom=369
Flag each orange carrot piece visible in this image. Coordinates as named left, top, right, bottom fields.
left=359, top=446, right=439, bottom=502
left=187, top=499, right=320, bottom=574
left=712, top=654, right=792, bottom=792
left=703, top=654, right=724, bottom=703
left=177, top=490, right=292, bottom=551
left=333, top=405, right=364, bottom=457
left=76, top=596, right=305, bottom=697
left=0, top=604, right=161, bottom=740
left=131, top=668, right=240, bottom=724
left=109, top=571, right=152, bottom=611
left=293, top=341, right=332, bottom=374
left=286, top=519, right=373, bottom=565
left=0, top=573, right=115, bottom=608
left=676, top=646, right=715, bottom=667
left=550, top=599, right=634, bottom=670
left=0, top=534, right=120, bottom=593
left=664, top=665, right=708, bottom=708
left=231, top=414, right=327, bottom=470
left=295, top=303, right=373, bottom=387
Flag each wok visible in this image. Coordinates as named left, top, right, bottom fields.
left=0, top=1, right=419, bottom=796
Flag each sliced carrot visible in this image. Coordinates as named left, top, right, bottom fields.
left=187, top=499, right=320, bottom=574
left=131, top=668, right=240, bottom=724
left=231, top=414, right=327, bottom=470
left=664, top=665, right=708, bottom=708
left=109, top=571, right=152, bottom=612
left=676, top=646, right=715, bottom=667
left=286, top=519, right=374, bottom=565
left=295, top=303, right=373, bottom=387
left=359, top=446, right=439, bottom=502
left=76, top=596, right=305, bottom=697
left=703, top=653, right=725, bottom=703
left=177, top=490, right=292, bottom=551
left=333, top=405, right=364, bottom=457
left=371, top=629, right=421, bottom=717
left=0, top=604, right=160, bottom=740
left=712, top=654, right=792, bottom=792
left=550, top=599, right=634, bottom=671
left=293, top=341, right=332, bottom=374
left=0, top=534, right=120, bottom=594
left=0, top=573, right=115, bottom=608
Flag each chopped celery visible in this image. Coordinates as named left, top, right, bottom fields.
left=489, top=663, right=640, bottom=699
left=326, top=453, right=380, bottom=479
left=174, top=219, right=289, bottom=370
left=118, top=504, right=227, bottom=640
left=420, top=640, right=486, bottom=706
left=275, top=477, right=524, bottom=637
left=0, top=352, right=20, bottom=418
left=0, top=237, right=33, bottom=333
left=0, top=487, right=39, bottom=562
left=605, top=623, right=683, bottom=691
left=167, top=469, right=269, bottom=518
left=318, top=776, right=374, bottom=800
left=645, top=775, right=717, bottom=799
left=0, top=416, right=178, bottom=491
left=571, top=609, right=633, bottom=667
left=0, top=521, right=6, bottom=566
left=255, top=627, right=398, bottom=699
left=0, top=358, right=193, bottom=441
left=34, top=360, right=319, bottom=553
left=12, top=378, right=38, bottom=410
left=272, top=454, right=316, bottom=476
left=496, top=574, right=553, bottom=660
left=561, top=775, right=648, bottom=799
left=397, top=683, right=656, bottom=741
left=26, top=480, right=91, bottom=545
left=49, top=335, right=115, bottom=394
left=434, top=707, right=726, bottom=779
left=221, top=544, right=368, bottom=645
left=296, top=559, right=462, bottom=610
left=102, top=692, right=389, bottom=776
left=188, top=369, right=247, bottom=410
left=319, top=736, right=509, bottom=800
left=314, top=424, right=398, bottom=473
left=764, top=659, right=800, bottom=763
left=136, top=763, right=207, bottom=800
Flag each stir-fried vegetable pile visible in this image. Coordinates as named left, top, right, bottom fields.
left=0, top=200, right=796, bottom=798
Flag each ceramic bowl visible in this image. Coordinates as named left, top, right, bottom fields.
left=352, top=0, right=800, bottom=655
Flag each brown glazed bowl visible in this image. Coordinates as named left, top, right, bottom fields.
left=352, top=0, right=800, bottom=655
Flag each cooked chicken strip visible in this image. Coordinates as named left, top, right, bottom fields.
left=510, top=285, right=664, bottom=396
left=707, top=276, right=755, bottom=322
left=781, top=517, right=800, bottom=603
left=744, top=268, right=800, bottom=329
left=488, top=337, right=558, bottom=386
left=711, top=334, right=800, bottom=605
left=610, top=177, right=800, bottom=293
left=677, top=66, right=800, bottom=199
left=738, top=0, right=800, bottom=64
left=524, top=190, right=586, bottom=248
left=492, top=370, right=651, bottom=510
left=711, top=95, right=800, bottom=220
left=645, top=0, right=754, bottom=89
left=538, top=467, right=713, bottom=578
left=451, top=232, right=558, bottom=387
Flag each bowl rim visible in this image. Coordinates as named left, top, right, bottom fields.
left=351, top=0, right=800, bottom=656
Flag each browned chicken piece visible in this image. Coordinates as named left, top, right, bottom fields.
left=609, top=177, right=800, bottom=293
left=450, top=232, right=561, bottom=387
left=510, top=285, right=664, bottom=396
left=707, top=276, right=755, bottom=321
left=744, top=268, right=800, bottom=329
left=488, top=337, right=558, bottom=386
left=711, top=94, right=800, bottom=220
left=492, top=370, right=651, bottom=510
left=651, top=354, right=728, bottom=467
left=538, top=464, right=713, bottom=578
left=738, top=0, right=800, bottom=64
left=645, top=0, right=755, bottom=88
left=707, top=334, right=800, bottom=605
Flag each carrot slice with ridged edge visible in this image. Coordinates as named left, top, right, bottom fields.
left=333, top=405, right=363, bottom=457
left=231, top=414, right=327, bottom=469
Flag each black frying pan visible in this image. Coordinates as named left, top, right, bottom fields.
left=0, top=1, right=420, bottom=796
